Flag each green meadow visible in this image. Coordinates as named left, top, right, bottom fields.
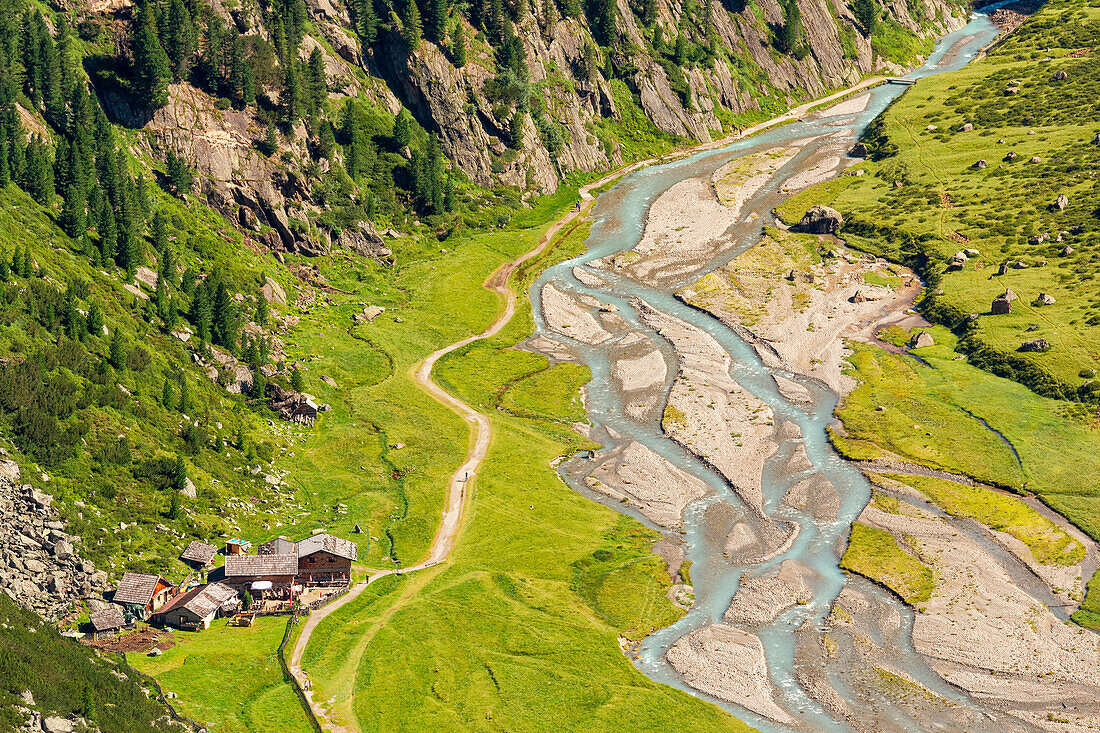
left=840, top=523, right=935, bottom=605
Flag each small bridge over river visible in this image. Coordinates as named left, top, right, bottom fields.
left=886, top=77, right=917, bottom=85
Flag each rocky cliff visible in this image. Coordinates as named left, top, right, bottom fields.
left=75, top=0, right=967, bottom=255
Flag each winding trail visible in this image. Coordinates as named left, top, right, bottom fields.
left=284, top=74, right=903, bottom=732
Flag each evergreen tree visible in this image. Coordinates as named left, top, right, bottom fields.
left=280, top=61, right=302, bottom=124
left=191, top=282, right=212, bottom=342
left=132, top=0, right=173, bottom=109
left=355, top=0, right=379, bottom=43
left=509, top=109, right=524, bottom=149
left=228, top=37, right=255, bottom=108
left=165, top=151, right=192, bottom=195
left=851, top=0, right=876, bottom=34
left=255, top=291, right=269, bottom=326
left=164, top=0, right=198, bottom=81
left=393, top=108, right=411, bottom=149
left=290, top=365, right=304, bottom=392
left=161, top=377, right=175, bottom=409
left=108, top=329, right=127, bottom=369
left=98, top=199, right=117, bottom=263
left=400, top=0, right=423, bottom=49
left=151, top=209, right=169, bottom=252
left=59, top=182, right=86, bottom=238
left=452, top=21, right=466, bottom=67
left=426, top=0, right=447, bottom=44
left=776, top=0, right=802, bottom=55
left=87, top=301, right=104, bottom=336
left=171, top=453, right=188, bottom=492
left=259, top=125, right=278, bottom=156
left=23, top=136, right=53, bottom=205
left=306, top=48, right=325, bottom=119
left=211, top=279, right=238, bottom=349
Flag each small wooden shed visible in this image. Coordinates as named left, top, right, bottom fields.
left=113, top=572, right=174, bottom=621
left=225, top=538, right=252, bottom=556
left=180, top=541, right=218, bottom=568
left=89, top=606, right=127, bottom=640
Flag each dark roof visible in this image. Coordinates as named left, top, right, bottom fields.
left=258, top=538, right=297, bottom=555
left=180, top=541, right=218, bottom=565
left=113, top=572, right=168, bottom=606
left=154, top=583, right=237, bottom=619
left=90, top=606, right=125, bottom=632
left=298, top=533, right=358, bottom=561
left=224, top=554, right=298, bottom=577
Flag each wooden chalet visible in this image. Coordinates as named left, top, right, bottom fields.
left=180, top=541, right=218, bottom=568
left=290, top=397, right=319, bottom=426
left=152, top=583, right=239, bottom=630
left=112, top=572, right=174, bottom=621
left=258, top=537, right=296, bottom=556
left=89, top=606, right=127, bottom=640
left=220, top=554, right=298, bottom=599
left=297, top=533, right=357, bottom=586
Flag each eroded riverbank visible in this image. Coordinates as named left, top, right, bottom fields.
left=525, top=7, right=1100, bottom=732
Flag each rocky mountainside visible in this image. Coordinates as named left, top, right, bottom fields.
left=67, top=0, right=968, bottom=258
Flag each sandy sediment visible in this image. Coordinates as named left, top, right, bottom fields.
left=634, top=299, right=776, bottom=510
left=855, top=500, right=1100, bottom=722
left=773, top=374, right=813, bottom=406
left=584, top=441, right=710, bottom=529
left=679, top=233, right=922, bottom=395
left=540, top=283, right=614, bottom=345
left=712, top=147, right=801, bottom=218
left=724, top=560, right=815, bottom=630
left=571, top=266, right=609, bottom=289
left=785, top=474, right=841, bottom=521
left=666, top=624, right=797, bottom=725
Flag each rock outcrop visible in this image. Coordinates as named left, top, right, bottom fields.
left=796, top=205, right=844, bottom=234
left=0, top=458, right=108, bottom=621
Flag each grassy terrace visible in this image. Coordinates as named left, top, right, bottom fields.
left=295, top=217, right=751, bottom=730
left=841, top=523, right=935, bottom=605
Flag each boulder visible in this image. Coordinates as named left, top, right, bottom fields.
left=1034, top=293, right=1056, bottom=306
left=1053, top=70, right=1068, bottom=81
left=796, top=205, right=844, bottom=235
left=261, top=276, right=287, bottom=305
left=1001, top=288, right=1018, bottom=302
left=1004, top=86, right=1020, bottom=95
left=1004, top=151, right=1018, bottom=161
left=134, top=266, right=158, bottom=290
left=337, top=222, right=394, bottom=263
left=321, top=375, right=338, bottom=388
left=964, top=248, right=981, bottom=258
left=1030, top=156, right=1041, bottom=163
left=1028, top=233, right=1046, bottom=245
left=1061, top=246, right=1074, bottom=256
left=972, top=159, right=988, bottom=169
left=849, top=142, right=868, bottom=158
left=959, top=123, right=974, bottom=131
left=1055, top=194, right=1068, bottom=211
left=180, top=478, right=197, bottom=499
left=42, top=716, right=74, bottom=733
left=1012, top=260, right=1029, bottom=269
left=997, top=261, right=1009, bottom=276
left=909, top=332, right=935, bottom=349
left=991, top=297, right=1012, bottom=315
left=1019, top=338, right=1050, bottom=352
left=849, top=289, right=881, bottom=303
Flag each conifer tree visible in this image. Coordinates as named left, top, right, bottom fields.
left=393, top=108, right=411, bottom=149
left=426, top=0, right=447, bottom=44
left=133, top=0, right=173, bottom=109
left=87, top=301, right=104, bottom=336
left=255, top=291, right=269, bottom=326
left=108, top=329, right=127, bottom=369
left=355, top=0, right=379, bottom=43
left=151, top=209, right=169, bottom=252
left=164, top=0, right=198, bottom=80
left=24, top=136, right=53, bottom=205
left=776, top=0, right=802, bottom=54
left=280, top=61, right=302, bottom=124
left=306, top=48, right=325, bottom=118
left=851, top=0, right=876, bottom=34
left=98, top=199, right=117, bottom=263
left=509, top=109, right=524, bottom=149
left=60, top=181, right=86, bottom=238
left=452, top=21, right=466, bottom=67
left=400, top=0, right=423, bottom=49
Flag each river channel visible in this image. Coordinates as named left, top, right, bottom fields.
left=528, top=9, right=1008, bottom=732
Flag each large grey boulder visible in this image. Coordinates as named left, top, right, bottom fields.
left=991, top=297, right=1012, bottom=315
left=909, top=332, right=935, bottom=349
left=338, top=222, right=394, bottom=264
left=42, top=716, right=74, bottom=733
left=1034, top=293, right=1056, bottom=306
left=796, top=205, right=844, bottom=235
left=1020, top=338, right=1050, bottom=352
left=1056, top=194, right=1069, bottom=211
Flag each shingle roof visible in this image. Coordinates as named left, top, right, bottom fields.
left=180, top=541, right=218, bottom=565
left=259, top=537, right=297, bottom=555
left=224, top=554, right=298, bottom=577
left=155, top=583, right=237, bottom=619
left=113, top=572, right=167, bottom=606
left=90, top=606, right=125, bottom=632
left=297, top=533, right=358, bottom=561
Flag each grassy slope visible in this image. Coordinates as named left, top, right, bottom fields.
left=825, top=0, right=1100, bottom=390
left=298, top=220, right=750, bottom=731
left=129, top=617, right=310, bottom=733
left=0, top=594, right=180, bottom=733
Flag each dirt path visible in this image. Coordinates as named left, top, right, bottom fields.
left=284, top=75, right=900, bottom=732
